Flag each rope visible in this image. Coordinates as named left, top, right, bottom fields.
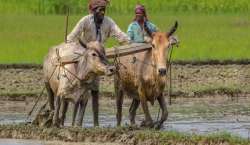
left=63, top=66, right=76, bottom=88
left=25, top=49, right=85, bottom=123
left=25, top=64, right=58, bottom=123
left=131, top=56, right=156, bottom=68
left=62, top=66, right=83, bottom=82
left=113, top=46, right=120, bottom=68
left=64, top=7, right=70, bottom=43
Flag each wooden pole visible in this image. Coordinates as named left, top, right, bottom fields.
left=65, top=7, right=70, bottom=43
left=167, top=46, right=174, bottom=105
left=168, top=62, right=172, bottom=105
left=106, top=43, right=152, bottom=58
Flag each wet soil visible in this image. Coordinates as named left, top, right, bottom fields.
left=0, top=64, right=250, bottom=100
left=0, top=64, right=250, bottom=144
left=1, top=96, right=250, bottom=138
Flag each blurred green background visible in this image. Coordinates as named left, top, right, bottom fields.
left=0, top=0, right=249, bottom=63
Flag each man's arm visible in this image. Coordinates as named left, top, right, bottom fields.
left=147, top=22, right=158, bottom=33
left=67, top=17, right=86, bottom=42
left=108, top=18, right=130, bottom=44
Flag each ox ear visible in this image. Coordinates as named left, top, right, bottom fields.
left=78, top=39, right=87, bottom=49
left=166, top=21, right=178, bottom=38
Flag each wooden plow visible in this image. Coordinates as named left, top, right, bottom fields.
left=106, top=43, right=152, bottom=58
left=51, top=43, right=153, bottom=66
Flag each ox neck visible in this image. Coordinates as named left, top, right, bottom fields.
left=151, top=51, right=166, bottom=84
left=76, top=53, right=91, bottom=82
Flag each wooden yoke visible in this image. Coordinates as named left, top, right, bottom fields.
left=106, top=43, right=152, bottom=59
left=52, top=43, right=152, bottom=66
left=52, top=53, right=80, bottom=66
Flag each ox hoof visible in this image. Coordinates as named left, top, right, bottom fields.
left=52, top=121, right=61, bottom=128
left=129, top=123, right=138, bottom=129
left=75, top=123, right=82, bottom=127
left=140, top=120, right=154, bottom=128
left=59, top=119, right=65, bottom=127
left=153, top=121, right=163, bottom=130
left=53, top=123, right=60, bottom=128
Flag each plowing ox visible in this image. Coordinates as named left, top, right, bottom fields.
left=115, top=22, right=178, bottom=129
left=43, top=41, right=114, bottom=127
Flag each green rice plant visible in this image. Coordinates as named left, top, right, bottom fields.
left=0, top=12, right=249, bottom=63
left=0, top=0, right=249, bottom=14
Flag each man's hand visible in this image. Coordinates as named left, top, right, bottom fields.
left=144, top=36, right=152, bottom=43
left=119, top=40, right=131, bottom=45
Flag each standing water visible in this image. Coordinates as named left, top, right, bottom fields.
left=1, top=96, right=250, bottom=139
left=0, top=139, right=42, bottom=145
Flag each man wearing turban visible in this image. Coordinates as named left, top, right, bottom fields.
left=127, top=4, right=158, bottom=43
left=67, top=0, right=129, bottom=127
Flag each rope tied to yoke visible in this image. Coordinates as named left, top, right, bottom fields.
left=26, top=48, right=89, bottom=123
left=55, top=48, right=95, bottom=92
left=25, top=61, right=58, bottom=123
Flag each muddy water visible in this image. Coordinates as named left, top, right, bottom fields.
left=0, top=139, right=42, bottom=145
left=1, top=65, right=250, bottom=144
left=1, top=96, right=250, bottom=139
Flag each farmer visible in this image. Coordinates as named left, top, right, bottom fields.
left=67, top=0, right=129, bottom=44
left=66, top=0, right=129, bottom=126
left=127, top=4, right=158, bottom=43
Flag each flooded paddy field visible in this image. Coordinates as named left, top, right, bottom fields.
left=0, top=64, right=250, bottom=144
left=1, top=96, right=250, bottom=138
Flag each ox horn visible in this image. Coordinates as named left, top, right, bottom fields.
left=78, top=39, right=87, bottom=48
left=167, top=21, right=178, bottom=37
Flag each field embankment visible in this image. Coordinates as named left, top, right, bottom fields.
left=0, top=124, right=250, bottom=145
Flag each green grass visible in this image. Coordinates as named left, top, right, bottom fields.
left=1, top=0, right=250, bottom=14
left=0, top=12, right=249, bottom=63
left=137, top=130, right=250, bottom=145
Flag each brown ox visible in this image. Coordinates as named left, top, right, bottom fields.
left=115, top=22, right=178, bottom=129
left=43, top=41, right=114, bottom=127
